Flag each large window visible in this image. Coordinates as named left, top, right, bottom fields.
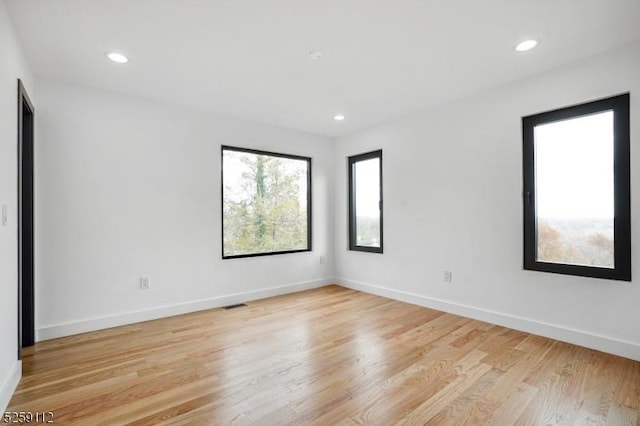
left=222, top=146, right=311, bottom=259
left=522, top=94, right=630, bottom=280
left=349, top=150, right=383, bottom=253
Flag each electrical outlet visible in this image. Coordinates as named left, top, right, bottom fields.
left=320, top=256, right=325, bottom=265
left=443, top=271, right=452, bottom=283
left=139, top=276, right=150, bottom=290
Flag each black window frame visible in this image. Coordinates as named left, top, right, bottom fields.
left=348, top=150, right=383, bottom=253
left=221, top=145, right=312, bottom=260
left=522, top=93, right=631, bottom=281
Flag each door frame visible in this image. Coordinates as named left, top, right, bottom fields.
left=17, top=79, right=35, bottom=358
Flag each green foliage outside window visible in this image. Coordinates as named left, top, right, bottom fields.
left=222, top=147, right=310, bottom=258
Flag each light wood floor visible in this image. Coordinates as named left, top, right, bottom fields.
left=8, top=285, right=640, bottom=425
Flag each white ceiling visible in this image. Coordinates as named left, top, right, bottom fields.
left=5, top=0, right=640, bottom=137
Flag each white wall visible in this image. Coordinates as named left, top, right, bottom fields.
left=334, top=40, right=640, bottom=360
left=34, top=79, right=335, bottom=339
left=0, top=0, right=33, bottom=411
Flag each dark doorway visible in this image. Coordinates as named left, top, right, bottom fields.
left=18, top=79, right=35, bottom=357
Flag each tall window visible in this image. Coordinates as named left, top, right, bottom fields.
left=522, top=94, right=630, bottom=280
left=222, top=146, right=311, bottom=259
left=349, top=150, right=383, bottom=253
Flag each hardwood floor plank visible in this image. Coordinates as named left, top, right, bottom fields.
left=484, top=383, right=539, bottom=425
left=606, top=403, right=638, bottom=426
left=7, top=285, right=639, bottom=425
left=397, top=357, right=494, bottom=425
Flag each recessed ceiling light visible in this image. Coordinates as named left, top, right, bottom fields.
left=107, top=52, right=129, bottom=64
left=334, top=114, right=345, bottom=121
left=515, top=40, right=538, bottom=52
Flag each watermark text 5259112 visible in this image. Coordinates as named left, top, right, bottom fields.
left=3, top=412, right=54, bottom=424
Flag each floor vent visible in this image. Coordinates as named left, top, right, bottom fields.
left=223, top=303, right=248, bottom=310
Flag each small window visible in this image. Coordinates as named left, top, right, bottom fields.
left=349, top=150, right=383, bottom=253
left=522, top=94, right=630, bottom=280
left=222, top=146, right=311, bottom=259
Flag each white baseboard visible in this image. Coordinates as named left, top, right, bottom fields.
left=37, top=278, right=334, bottom=341
left=337, top=278, right=640, bottom=361
left=0, top=361, right=21, bottom=413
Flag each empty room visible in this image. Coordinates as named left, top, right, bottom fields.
left=1, top=0, right=639, bottom=424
